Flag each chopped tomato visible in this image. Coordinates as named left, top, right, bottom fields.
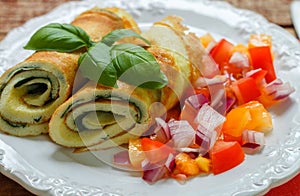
left=222, top=107, right=251, bottom=137
left=231, top=77, right=261, bottom=104
left=256, top=90, right=279, bottom=108
left=174, top=153, right=201, bottom=176
left=195, top=156, right=211, bottom=173
left=210, top=38, right=234, bottom=68
left=222, top=101, right=273, bottom=137
left=231, top=43, right=250, bottom=55
left=199, top=33, right=216, bottom=48
left=248, top=34, right=272, bottom=48
left=241, top=101, right=273, bottom=133
left=222, top=133, right=243, bottom=144
left=141, top=138, right=175, bottom=163
left=248, top=46, right=276, bottom=83
left=128, top=139, right=146, bottom=169
left=211, top=140, right=245, bottom=175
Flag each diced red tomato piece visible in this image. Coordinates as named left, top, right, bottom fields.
left=248, top=69, right=268, bottom=85
left=211, top=140, right=245, bottom=175
left=223, top=133, right=243, bottom=144
left=231, top=77, right=261, bottom=104
left=141, top=138, right=175, bottom=163
left=248, top=46, right=276, bottom=83
left=210, top=39, right=234, bottom=68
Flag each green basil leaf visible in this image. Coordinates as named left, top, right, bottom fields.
left=110, top=43, right=168, bottom=89
left=101, top=29, right=150, bottom=46
left=79, top=42, right=117, bottom=87
left=24, top=23, right=92, bottom=52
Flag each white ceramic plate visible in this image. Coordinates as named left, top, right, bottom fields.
left=1, top=0, right=300, bottom=195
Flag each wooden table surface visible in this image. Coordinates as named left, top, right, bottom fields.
left=0, top=0, right=299, bottom=195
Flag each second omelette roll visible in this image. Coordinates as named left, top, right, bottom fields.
left=49, top=81, right=160, bottom=150
left=0, top=7, right=140, bottom=136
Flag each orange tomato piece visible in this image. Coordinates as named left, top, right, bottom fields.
left=195, top=156, right=211, bottom=173
left=248, top=34, right=272, bottom=48
left=211, top=140, right=245, bottom=175
left=174, top=153, right=201, bottom=176
left=128, top=139, right=146, bottom=169
left=241, top=101, right=273, bottom=133
left=222, top=107, right=252, bottom=137
left=199, top=33, right=216, bottom=48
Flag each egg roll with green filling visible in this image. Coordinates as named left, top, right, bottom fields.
left=48, top=16, right=213, bottom=152
left=49, top=81, right=160, bottom=150
left=0, top=7, right=140, bottom=136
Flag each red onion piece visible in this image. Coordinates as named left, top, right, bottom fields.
left=195, top=123, right=217, bottom=154
left=168, top=120, right=195, bottom=148
left=113, top=150, right=131, bottom=166
left=242, top=130, right=265, bottom=154
left=187, top=93, right=209, bottom=109
left=153, top=117, right=171, bottom=143
left=264, top=79, right=295, bottom=100
left=194, top=75, right=227, bottom=88
left=201, top=54, right=220, bottom=78
left=195, top=103, right=226, bottom=132
left=165, top=153, right=176, bottom=172
left=142, top=160, right=169, bottom=183
left=228, top=51, right=250, bottom=68
left=245, top=68, right=263, bottom=78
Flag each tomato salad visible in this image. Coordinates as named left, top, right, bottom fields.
left=113, top=34, right=295, bottom=183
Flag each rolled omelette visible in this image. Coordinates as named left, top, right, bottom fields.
left=48, top=16, right=210, bottom=152
left=0, top=7, right=140, bottom=136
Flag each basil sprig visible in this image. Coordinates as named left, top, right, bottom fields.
left=24, top=23, right=168, bottom=89
left=24, top=23, right=93, bottom=52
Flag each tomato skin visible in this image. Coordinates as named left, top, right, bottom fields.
left=210, top=39, right=234, bottom=68
left=248, top=46, right=276, bottom=83
left=141, top=138, right=175, bottom=163
left=231, top=77, right=261, bottom=104
left=211, top=141, right=245, bottom=175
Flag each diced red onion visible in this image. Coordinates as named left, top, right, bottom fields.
left=168, top=120, right=195, bottom=148
left=113, top=150, right=131, bottom=166
left=153, top=117, right=171, bottom=143
left=228, top=51, right=250, bottom=68
left=242, top=130, right=265, bottom=154
left=209, top=83, right=227, bottom=114
left=264, top=79, right=295, bottom=100
left=195, top=123, right=218, bottom=154
left=245, top=68, right=263, bottom=78
left=194, top=75, right=227, bottom=88
left=142, top=160, right=169, bottom=183
left=194, top=103, right=226, bottom=132
left=201, top=54, right=220, bottom=78
left=186, top=93, right=209, bottom=110
left=164, top=153, right=176, bottom=172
